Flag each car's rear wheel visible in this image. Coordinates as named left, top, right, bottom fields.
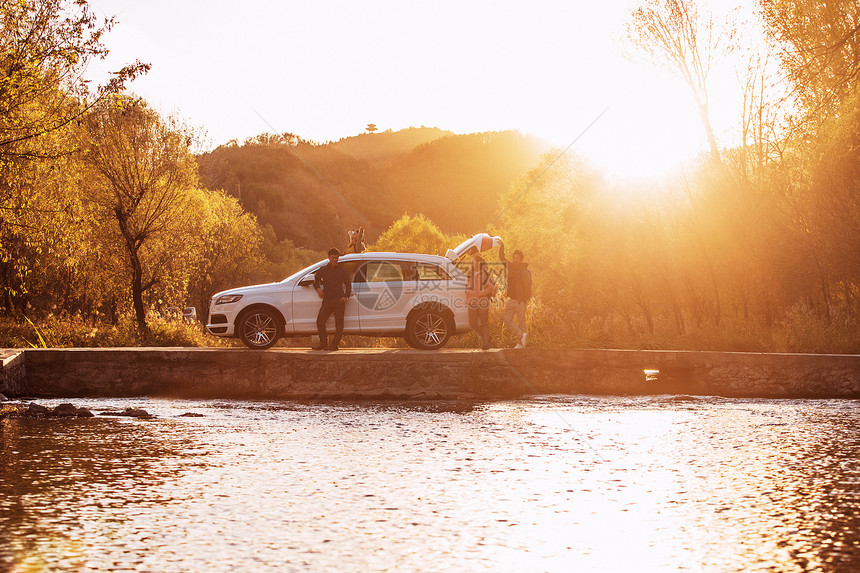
left=406, top=309, right=452, bottom=350
left=238, top=308, right=281, bottom=350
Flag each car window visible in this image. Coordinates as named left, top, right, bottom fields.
left=354, top=261, right=406, bottom=283
left=414, top=263, right=451, bottom=281
left=340, top=261, right=361, bottom=280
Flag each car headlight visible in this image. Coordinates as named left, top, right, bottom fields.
left=215, top=294, right=243, bottom=305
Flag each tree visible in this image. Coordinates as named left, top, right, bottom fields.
left=758, top=0, right=859, bottom=127
left=495, top=152, right=601, bottom=310
left=82, top=96, right=198, bottom=331
left=366, top=123, right=378, bottom=133
left=0, top=0, right=147, bottom=181
left=626, top=0, right=727, bottom=160
left=0, top=0, right=147, bottom=313
left=757, top=0, right=860, bottom=321
left=184, top=187, right=267, bottom=320
left=733, top=52, right=785, bottom=179
left=372, top=214, right=460, bottom=256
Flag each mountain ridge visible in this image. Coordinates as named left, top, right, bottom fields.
left=197, top=128, right=552, bottom=251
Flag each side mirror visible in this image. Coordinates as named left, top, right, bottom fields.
left=299, top=276, right=315, bottom=287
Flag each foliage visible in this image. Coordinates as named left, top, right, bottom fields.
left=494, top=152, right=602, bottom=312
left=0, top=0, right=147, bottom=312
left=0, top=313, right=237, bottom=348
left=197, top=129, right=550, bottom=251
left=197, top=137, right=377, bottom=250
left=758, top=0, right=859, bottom=127
left=1, top=0, right=859, bottom=354
left=259, top=224, right=325, bottom=281
left=81, top=95, right=199, bottom=330
left=0, top=0, right=147, bottom=166
left=22, top=315, right=47, bottom=348
left=625, top=0, right=731, bottom=159
left=371, top=214, right=463, bottom=256
left=183, top=187, right=267, bottom=319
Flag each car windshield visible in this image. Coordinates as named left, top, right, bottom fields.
left=281, top=260, right=327, bottom=283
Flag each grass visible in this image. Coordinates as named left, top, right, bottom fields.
left=1, top=301, right=858, bottom=353
left=0, top=312, right=236, bottom=349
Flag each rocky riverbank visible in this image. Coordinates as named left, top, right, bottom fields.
left=0, top=402, right=94, bottom=419
left=0, top=402, right=156, bottom=420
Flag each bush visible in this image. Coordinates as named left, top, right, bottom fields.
left=0, top=313, right=236, bottom=348
left=773, top=305, right=860, bottom=354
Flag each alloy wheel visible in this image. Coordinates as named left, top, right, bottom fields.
left=241, top=311, right=279, bottom=349
left=412, top=312, right=448, bottom=349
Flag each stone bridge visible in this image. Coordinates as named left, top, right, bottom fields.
left=2, top=348, right=858, bottom=400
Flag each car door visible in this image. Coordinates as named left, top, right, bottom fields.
left=289, top=261, right=361, bottom=335
left=353, top=259, right=416, bottom=333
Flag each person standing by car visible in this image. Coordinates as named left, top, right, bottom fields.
left=466, top=252, right=495, bottom=350
left=313, top=248, right=352, bottom=351
left=499, top=243, right=532, bottom=348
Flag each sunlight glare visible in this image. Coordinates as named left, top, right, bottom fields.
left=574, top=73, right=710, bottom=184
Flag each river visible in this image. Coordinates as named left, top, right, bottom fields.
left=1, top=396, right=859, bottom=572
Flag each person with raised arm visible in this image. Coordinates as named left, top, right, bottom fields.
left=499, top=242, right=532, bottom=348
left=312, top=248, right=351, bottom=351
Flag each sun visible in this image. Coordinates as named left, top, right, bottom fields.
left=531, top=39, right=748, bottom=188
left=577, top=76, right=714, bottom=184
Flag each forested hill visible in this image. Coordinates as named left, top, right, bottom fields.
left=331, top=127, right=455, bottom=162
left=197, top=129, right=550, bottom=251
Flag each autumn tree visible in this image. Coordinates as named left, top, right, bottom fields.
left=626, top=0, right=728, bottom=160
left=756, top=0, right=860, bottom=321
left=184, top=187, right=267, bottom=320
left=495, top=152, right=601, bottom=310
left=82, top=96, right=198, bottom=331
left=0, top=0, right=147, bottom=191
left=371, top=214, right=461, bottom=256
left=759, top=0, right=859, bottom=128
left=0, top=0, right=147, bottom=313
left=732, top=52, right=785, bottom=179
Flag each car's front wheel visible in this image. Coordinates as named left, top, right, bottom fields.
left=406, top=309, right=452, bottom=350
left=238, top=308, right=281, bottom=350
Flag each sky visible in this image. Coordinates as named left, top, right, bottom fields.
left=86, top=0, right=756, bottom=181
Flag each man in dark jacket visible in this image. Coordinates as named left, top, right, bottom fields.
left=499, top=243, right=532, bottom=348
left=313, top=248, right=352, bottom=351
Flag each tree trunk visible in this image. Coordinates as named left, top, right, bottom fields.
left=698, top=101, right=720, bottom=162
left=198, top=295, right=210, bottom=325
left=671, top=291, right=686, bottom=335
left=116, top=210, right=148, bottom=332
left=130, top=254, right=147, bottom=332
left=705, top=253, right=722, bottom=327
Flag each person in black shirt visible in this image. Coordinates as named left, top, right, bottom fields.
left=312, top=248, right=352, bottom=351
left=499, top=242, right=532, bottom=348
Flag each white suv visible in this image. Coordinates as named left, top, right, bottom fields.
left=207, top=234, right=502, bottom=350
left=207, top=252, right=480, bottom=350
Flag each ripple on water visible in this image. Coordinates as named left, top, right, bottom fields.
left=1, top=396, right=859, bottom=572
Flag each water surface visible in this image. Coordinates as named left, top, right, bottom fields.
left=1, top=396, right=859, bottom=572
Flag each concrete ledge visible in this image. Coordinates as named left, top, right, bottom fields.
left=0, top=349, right=26, bottom=397
left=5, top=348, right=860, bottom=400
